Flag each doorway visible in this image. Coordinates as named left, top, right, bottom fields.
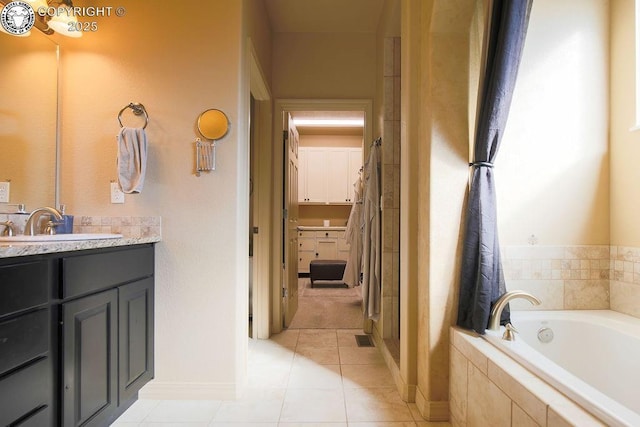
left=270, top=99, right=373, bottom=334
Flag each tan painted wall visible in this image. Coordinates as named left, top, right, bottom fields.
left=0, top=32, right=57, bottom=209
left=298, top=205, right=350, bottom=227
left=611, top=0, right=639, bottom=246
left=272, top=32, right=376, bottom=99
left=498, top=0, right=610, bottom=246
left=56, top=0, right=270, bottom=398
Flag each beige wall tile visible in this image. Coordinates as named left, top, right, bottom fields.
left=449, top=345, right=468, bottom=424
left=548, top=404, right=605, bottom=427
left=610, top=280, right=640, bottom=318
left=563, top=280, right=609, bottom=309
left=467, top=364, right=511, bottom=427
left=512, top=403, right=539, bottom=427
left=506, top=280, right=564, bottom=310
left=451, top=329, right=488, bottom=375
left=488, top=361, right=546, bottom=425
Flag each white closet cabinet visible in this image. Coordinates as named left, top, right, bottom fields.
left=299, top=147, right=362, bottom=204
left=297, top=228, right=349, bottom=273
left=299, top=148, right=327, bottom=203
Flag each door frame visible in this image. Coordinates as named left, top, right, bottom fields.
left=249, top=40, right=272, bottom=340
left=270, top=99, right=373, bottom=334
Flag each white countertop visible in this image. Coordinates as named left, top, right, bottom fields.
left=0, top=236, right=161, bottom=258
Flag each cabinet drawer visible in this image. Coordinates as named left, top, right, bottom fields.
left=315, top=230, right=341, bottom=238
left=0, top=357, right=51, bottom=427
left=0, top=261, right=51, bottom=318
left=0, top=308, right=49, bottom=375
left=299, top=239, right=315, bottom=251
left=298, top=230, right=315, bottom=238
left=62, top=246, right=154, bottom=299
left=15, top=406, right=51, bottom=427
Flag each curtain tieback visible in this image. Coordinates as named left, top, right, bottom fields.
left=469, top=161, right=494, bottom=168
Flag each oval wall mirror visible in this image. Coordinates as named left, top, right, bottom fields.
left=197, top=109, right=230, bottom=140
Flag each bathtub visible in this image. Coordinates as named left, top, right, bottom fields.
left=483, top=310, right=640, bottom=427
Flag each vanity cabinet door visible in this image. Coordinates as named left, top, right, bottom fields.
left=61, top=289, right=118, bottom=427
left=118, top=277, right=154, bottom=405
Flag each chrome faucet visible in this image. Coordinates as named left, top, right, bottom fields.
left=1, top=220, right=16, bottom=236
left=488, top=290, right=541, bottom=331
left=24, top=207, right=63, bottom=236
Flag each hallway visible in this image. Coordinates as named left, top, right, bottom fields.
left=111, top=328, right=450, bottom=425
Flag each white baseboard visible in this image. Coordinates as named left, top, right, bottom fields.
left=139, top=380, right=238, bottom=400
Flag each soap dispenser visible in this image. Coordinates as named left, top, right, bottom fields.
left=55, top=204, right=74, bottom=234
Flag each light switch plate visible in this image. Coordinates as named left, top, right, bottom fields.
left=0, top=181, right=10, bottom=203
left=110, top=182, right=125, bottom=204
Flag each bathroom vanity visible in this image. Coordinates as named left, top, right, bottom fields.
left=0, top=240, right=156, bottom=427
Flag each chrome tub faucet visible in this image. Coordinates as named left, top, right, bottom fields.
left=488, top=290, right=541, bottom=332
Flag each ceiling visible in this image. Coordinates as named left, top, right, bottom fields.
left=264, top=0, right=385, bottom=34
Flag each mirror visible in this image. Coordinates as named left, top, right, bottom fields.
left=197, top=109, right=230, bottom=140
left=0, top=31, right=59, bottom=212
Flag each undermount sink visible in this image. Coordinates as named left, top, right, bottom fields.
left=0, top=233, right=123, bottom=242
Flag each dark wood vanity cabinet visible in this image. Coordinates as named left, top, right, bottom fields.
left=0, top=258, right=54, bottom=426
left=0, top=244, right=155, bottom=427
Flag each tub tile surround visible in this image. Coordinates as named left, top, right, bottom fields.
left=450, top=327, right=606, bottom=426
left=502, top=245, right=610, bottom=311
left=503, top=244, right=640, bottom=320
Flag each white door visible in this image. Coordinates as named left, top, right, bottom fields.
left=283, top=114, right=299, bottom=327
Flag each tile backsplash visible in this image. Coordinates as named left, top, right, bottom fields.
left=75, top=216, right=161, bottom=239
left=503, top=245, right=610, bottom=311
left=610, top=246, right=640, bottom=318
left=0, top=214, right=161, bottom=239
left=502, top=244, right=640, bottom=321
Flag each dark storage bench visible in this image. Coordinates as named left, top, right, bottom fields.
left=309, top=259, right=347, bottom=287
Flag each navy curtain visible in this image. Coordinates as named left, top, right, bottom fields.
left=457, top=0, right=533, bottom=334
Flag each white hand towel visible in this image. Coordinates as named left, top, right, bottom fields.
left=117, top=127, right=148, bottom=193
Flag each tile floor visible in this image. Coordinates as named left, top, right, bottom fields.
left=111, top=328, right=451, bottom=426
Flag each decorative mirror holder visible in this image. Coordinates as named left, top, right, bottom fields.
left=195, top=109, right=230, bottom=177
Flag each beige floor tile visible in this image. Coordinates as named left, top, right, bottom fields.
left=339, top=346, right=385, bottom=365
left=247, top=363, right=292, bottom=388
left=337, top=329, right=367, bottom=347
left=297, top=329, right=338, bottom=347
left=212, top=423, right=278, bottom=427
left=279, top=424, right=347, bottom=427
left=141, top=423, right=209, bottom=427
left=341, top=364, right=396, bottom=388
left=295, top=345, right=340, bottom=365
left=143, top=400, right=221, bottom=423
left=344, top=388, right=413, bottom=422
left=288, top=359, right=343, bottom=389
left=348, top=423, right=419, bottom=427
left=280, top=388, right=347, bottom=422
left=269, top=329, right=300, bottom=348
left=111, top=399, right=159, bottom=423
left=212, top=388, right=285, bottom=422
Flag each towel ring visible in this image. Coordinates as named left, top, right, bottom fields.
left=118, top=102, right=149, bottom=129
